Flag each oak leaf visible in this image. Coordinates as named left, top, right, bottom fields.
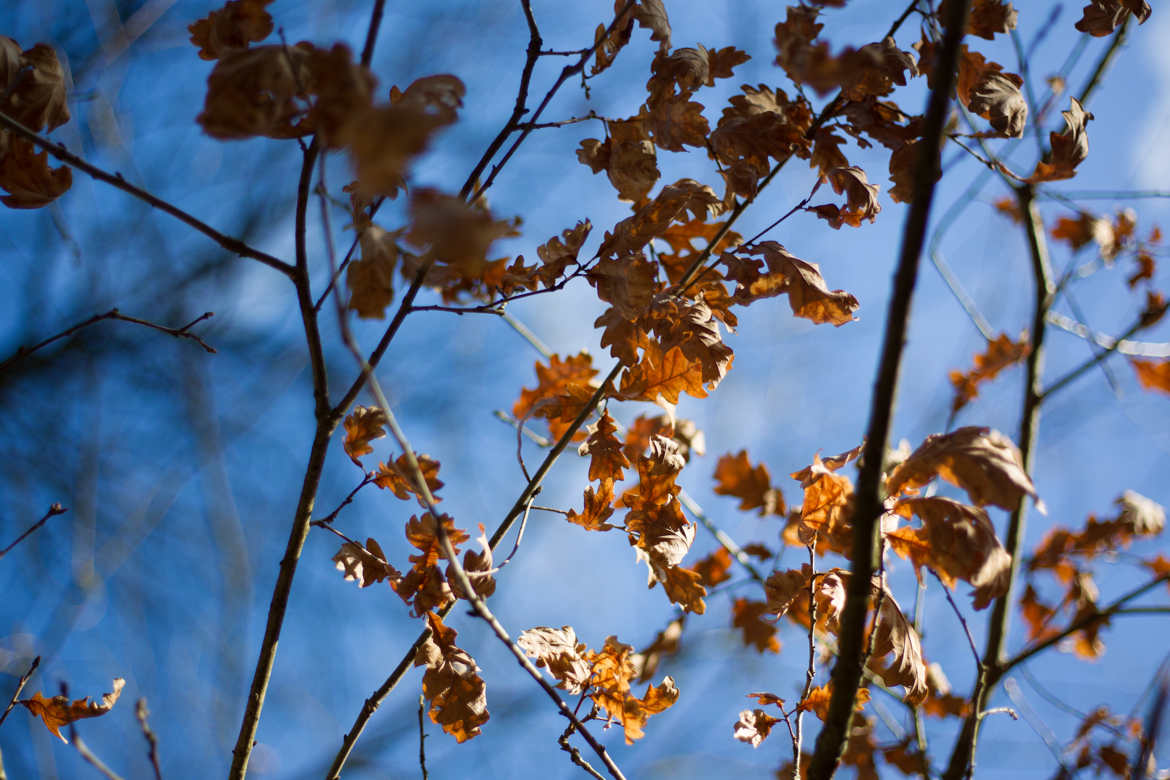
left=196, top=44, right=314, bottom=139
left=446, top=525, right=495, bottom=601
left=713, top=450, right=785, bottom=516
left=811, top=166, right=881, bottom=228
left=342, top=405, right=388, bottom=465
left=566, top=481, right=618, bottom=531
left=618, top=341, right=708, bottom=404
left=968, top=70, right=1027, bottom=137
left=885, top=426, right=1042, bottom=512
left=731, top=598, right=781, bottom=653
left=692, top=547, right=734, bottom=587
left=0, top=40, right=70, bottom=133
left=374, top=453, right=444, bottom=505
left=1075, top=0, right=1151, bottom=36
left=888, top=496, right=1011, bottom=609
left=517, top=626, right=592, bottom=695
left=415, top=612, right=489, bottom=742
left=798, top=683, right=870, bottom=721
left=734, top=708, right=780, bottom=747
left=728, top=242, right=859, bottom=325
left=792, top=454, right=855, bottom=555
left=535, top=220, right=591, bottom=287
left=948, top=332, right=1030, bottom=413
left=333, top=537, right=401, bottom=588
left=1029, top=98, right=1093, bottom=183
left=188, top=0, right=274, bottom=60
left=958, top=0, right=1019, bottom=39
left=579, top=118, right=659, bottom=202
left=632, top=616, right=684, bottom=682
left=579, top=411, right=630, bottom=484
left=513, top=352, right=599, bottom=441
left=407, top=188, right=519, bottom=282
left=346, top=225, right=400, bottom=318
left=397, top=513, right=468, bottom=616
left=20, top=678, right=125, bottom=743
left=0, top=137, right=71, bottom=209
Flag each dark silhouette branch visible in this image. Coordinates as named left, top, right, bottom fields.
left=807, top=1, right=971, bottom=777
left=0, top=505, right=67, bottom=560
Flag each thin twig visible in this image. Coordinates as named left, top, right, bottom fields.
left=358, top=0, right=387, bottom=67
left=0, top=110, right=294, bottom=277
left=0, top=310, right=214, bottom=374
left=135, top=699, right=163, bottom=780
left=934, top=571, right=981, bottom=668
left=808, top=2, right=972, bottom=776
left=314, top=474, right=377, bottom=526
left=0, top=505, right=67, bottom=560
left=229, top=140, right=336, bottom=780
left=0, top=656, right=39, bottom=728
left=417, top=695, right=428, bottom=780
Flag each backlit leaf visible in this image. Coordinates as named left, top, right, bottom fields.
left=342, top=405, right=388, bottom=466
left=415, top=612, right=489, bottom=742
left=20, top=679, right=125, bottom=743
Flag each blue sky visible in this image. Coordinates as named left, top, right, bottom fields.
left=1, top=1, right=1169, bottom=778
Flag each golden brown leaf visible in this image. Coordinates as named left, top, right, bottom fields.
left=342, top=405, right=388, bottom=466
left=397, top=513, right=467, bottom=616
left=535, top=220, right=591, bottom=287
left=407, top=188, right=519, bottom=283
left=578, top=118, right=659, bottom=202
left=188, top=0, right=274, bottom=60
left=518, top=626, right=592, bottom=695
left=579, top=411, right=630, bottom=484
left=1131, top=358, right=1170, bottom=395
left=20, top=678, right=125, bottom=743
left=0, top=137, right=71, bottom=209
left=811, top=166, right=881, bottom=228
left=1029, top=98, right=1093, bottom=182
left=346, top=225, right=399, bottom=318
left=793, top=454, right=854, bottom=554
left=959, top=0, right=1019, bottom=39
left=333, top=537, right=401, bottom=588
left=886, top=426, right=1042, bottom=512
left=196, top=44, right=314, bottom=139
left=948, top=333, right=1030, bottom=413
left=374, top=454, right=444, bottom=505
left=714, top=450, right=785, bottom=516
left=618, top=341, right=708, bottom=404
left=968, top=70, right=1027, bottom=138
left=0, top=40, right=70, bottom=133
left=446, top=525, right=495, bottom=602
left=513, top=352, right=599, bottom=441
left=764, top=564, right=812, bottom=619
left=731, top=598, right=781, bottom=653
left=566, top=481, right=618, bottom=532
left=586, top=633, right=677, bottom=744
left=728, top=241, right=859, bottom=324
left=798, top=683, right=869, bottom=721
left=733, top=708, right=780, bottom=747
left=888, top=496, right=1011, bottom=609
left=415, top=612, right=489, bottom=742
left=632, top=616, right=684, bottom=682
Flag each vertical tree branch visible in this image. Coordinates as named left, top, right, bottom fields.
left=807, top=1, right=971, bottom=777
left=942, top=184, right=1053, bottom=780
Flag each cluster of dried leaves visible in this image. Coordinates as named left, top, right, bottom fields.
left=7, top=0, right=1169, bottom=775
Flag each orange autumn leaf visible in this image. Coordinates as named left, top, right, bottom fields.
left=886, top=426, right=1042, bottom=513
left=798, top=682, right=870, bottom=721
left=579, top=411, right=630, bottom=484
left=188, top=0, right=274, bottom=60
left=584, top=635, right=679, bottom=744
left=1028, top=98, right=1093, bottom=182
left=346, top=225, right=400, bottom=319
left=1075, top=0, right=1150, bottom=37
left=342, top=405, right=388, bottom=466
left=396, top=513, right=468, bottom=616
left=513, top=352, right=600, bottom=440
left=729, top=242, right=859, bottom=325
left=566, top=481, right=618, bottom=531
left=374, top=453, right=444, bottom=505
left=415, top=612, right=489, bottom=742
left=731, top=597, right=781, bottom=653
left=810, top=165, right=881, bottom=228
left=713, top=450, right=785, bottom=515
left=949, top=333, right=1031, bottom=413
left=20, top=678, right=125, bottom=743
left=618, top=341, right=708, bottom=404
left=887, top=496, right=1011, bottom=609
left=1131, top=358, right=1170, bottom=395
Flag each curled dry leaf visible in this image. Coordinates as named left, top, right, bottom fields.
left=407, top=188, right=519, bottom=282
left=342, top=405, right=388, bottom=466
left=333, top=537, right=401, bottom=588
left=731, top=597, right=781, bottom=653
left=959, top=0, right=1020, bottom=40
left=398, top=513, right=468, bottom=616
left=447, top=525, right=495, bottom=602
left=415, top=612, right=489, bottom=743
left=535, top=220, right=591, bottom=288
left=565, top=481, right=618, bottom=531
left=792, top=454, right=854, bottom=555
left=727, top=241, right=859, bottom=325
left=20, top=678, right=125, bottom=743
left=1075, top=0, right=1151, bottom=37
left=734, top=708, right=780, bottom=747
left=578, top=117, right=660, bottom=202
left=798, top=683, right=870, bottom=721
left=1029, top=98, right=1093, bottom=183
left=968, top=70, right=1027, bottom=138
left=513, top=352, right=599, bottom=441
left=887, top=496, right=1011, bottom=609
left=0, top=137, right=71, bottom=209
left=517, top=626, right=592, bottom=695
left=885, top=426, right=1042, bottom=513
left=0, top=39, right=70, bottom=133
left=810, top=165, right=881, bottom=228
left=583, top=635, right=679, bottom=743
left=188, top=0, right=274, bottom=60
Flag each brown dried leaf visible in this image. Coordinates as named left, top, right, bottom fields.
left=518, top=626, right=592, bottom=695
left=346, top=225, right=399, bottom=318
left=415, top=612, right=489, bottom=742
left=1029, top=98, right=1093, bottom=183
left=333, top=537, right=401, bottom=588
left=731, top=598, right=781, bottom=653
left=886, top=426, right=1042, bottom=512
left=961, top=0, right=1019, bottom=39
left=535, top=220, right=591, bottom=287
left=1076, top=0, right=1151, bottom=36
left=811, top=166, right=881, bottom=228
left=20, top=679, right=125, bottom=743
left=888, top=496, right=1011, bottom=609
left=734, top=708, right=780, bottom=747
left=948, top=333, right=1031, bottom=413
left=447, top=524, right=495, bottom=601
left=188, top=0, right=274, bottom=60
left=566, top=481, right=618, bottom=532
left=798, top=683, right=869, bottom=721
left=513, top=352, right=599, bottom=440
left=196, top=44, right=313, bottom=139
left=342, top=405, right=388, bottom=466
left=0, top=40, right=70, bottom=132
left=579, top=411, right=631, bottom=484
left=968, top=70, right=1027, bottom=138
left=618, top=341, right=708, bottom=404
left=374, top=454, right=444, bottom=505
left=713, top=450, right=785, bottom=516
left=0, top=137, right=71, bottom=208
